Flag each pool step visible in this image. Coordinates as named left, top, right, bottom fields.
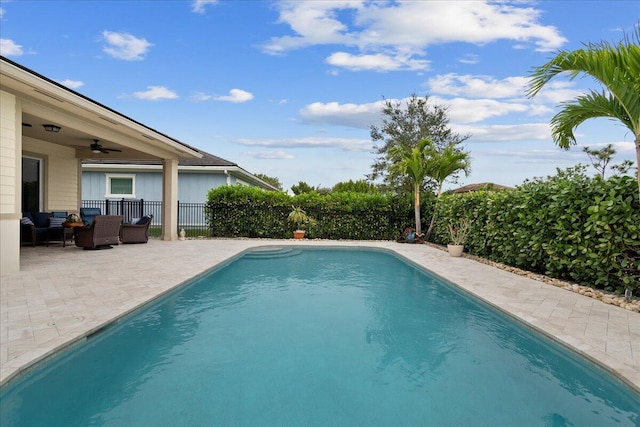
left=244, top=247, right=302, bottom=259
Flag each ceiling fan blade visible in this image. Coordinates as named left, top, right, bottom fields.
left=89, top=139, right=121, bottom=153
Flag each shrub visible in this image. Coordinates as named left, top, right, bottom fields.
left=431, top=172, right=639, bottom=294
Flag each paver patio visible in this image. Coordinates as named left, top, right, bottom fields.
left=1, top=239, right=638, bottom=394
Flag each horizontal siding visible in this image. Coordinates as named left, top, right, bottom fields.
left=82, top=170, right=229, bottom=203
left=0, top=91, right=18, bottom=214
left=23, top=137, right=79, bottom=212
left=178, top=173, right=227, bottom=203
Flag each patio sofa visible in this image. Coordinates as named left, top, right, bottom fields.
left=74, top=215, right=123, bottom=249
left=20, top=211, right=67, bottom=246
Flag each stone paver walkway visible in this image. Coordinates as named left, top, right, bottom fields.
left=1, top=239, right=638, bottom=393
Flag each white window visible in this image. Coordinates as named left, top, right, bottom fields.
left=106, top=174, right=136, bottom=198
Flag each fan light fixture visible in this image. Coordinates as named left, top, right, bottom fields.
left=91, top=147, right=102, bottom=154
left=43, top=124, right=61, bottom=132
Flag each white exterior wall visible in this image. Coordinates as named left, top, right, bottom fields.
left=0, top=90, right=21, bottom=275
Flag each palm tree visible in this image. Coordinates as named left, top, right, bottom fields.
left=391, top=138, right=470, bottom=236
left=527, top=27, right=640, bottom=200
left=429, top=143, right=471, bottom=197
left=390, top=138, right=432, bottom=235
left=424, top=143, right=470, bottom=239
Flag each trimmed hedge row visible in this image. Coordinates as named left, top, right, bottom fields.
left=206, top=174, right=638, bottom=294
left=430, top=174, right=639, bottom=294
left=205, top=185, right=420, bottom=240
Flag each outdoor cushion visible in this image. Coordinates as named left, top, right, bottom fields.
left=32, top=212, right=51, bottom=228
left=131, top=217, right=141, bottom=225
left=136, top=215, right=152, bottom=226
left=49, top=217, right=65, bottom=228
left=21, top=217, right=34, bottom=225
left=80, top=207, right=102, bottom=226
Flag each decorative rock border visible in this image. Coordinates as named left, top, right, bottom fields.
left=427, top=243, right=640, bottom=313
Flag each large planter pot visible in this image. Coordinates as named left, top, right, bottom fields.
left=292, top=230, right=306, bottom=240
left=447, top=244, right=464, bottom=257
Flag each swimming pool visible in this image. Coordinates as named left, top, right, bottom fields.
left=1, top=247, right=638, bottom=426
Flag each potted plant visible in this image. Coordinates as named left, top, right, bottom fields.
left=447, top=218, right=470, bottom=257
left=288, top=206, right=311, bottom=239
left=63, top=213, right=83, bottom=227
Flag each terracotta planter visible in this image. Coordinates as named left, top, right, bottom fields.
left=447, top=244, right=464, bottom=257
left=292, top=230, right=306, bottom=240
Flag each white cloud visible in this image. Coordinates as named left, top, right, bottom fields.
left=299, top=100, right=385, bottom=128
left=0, top=7, right=5, bottom=20
left=427, top=74, right=530, bottom=99
left=458, top=53, right=479, bottom=65
left=0, top=38, right=23, bottom=56
left=133, top=86, right=178, bottom=100
left=433, top=96, right=530, bottom=123
left=298, top=96, right=534, bottom=129
left=326, top=51, right=429, bottom=72
left=453, top=123, right=552, bottom=142
left=58, top=79, right=84, bottom=89
left=214, top=89, right=254, bottom=103
left=190, top=92, right=213, bottom=102
left=102, top=31, right=152, bottom=61
left=262, top=1, right=567, bottom=72
left=192, top=0, right=218, bottom=14
left=245, top=150, right=295, bottom=160
left=235, top=136, right=372, bottom=152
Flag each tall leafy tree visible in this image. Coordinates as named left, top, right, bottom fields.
left=290, top=181, right=315, bottom=195
left=332, top=179, right=379, bottom=194
left=254, top=173, right=283, bottom=191
left=527, top=27, right=640, bottom=200
left=583, top=144, right=633, bottom=179
left=369, top=94, right=470, bottom=193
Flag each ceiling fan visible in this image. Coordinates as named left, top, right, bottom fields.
left=90, top=139, right=122, bottom=154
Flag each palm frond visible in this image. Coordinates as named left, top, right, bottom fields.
left=550, top=92, right=632, bottom=149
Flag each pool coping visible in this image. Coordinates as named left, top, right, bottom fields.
left=1, top=239, right=639, bottom=394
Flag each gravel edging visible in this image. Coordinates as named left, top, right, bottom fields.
left=424, top=243, right=640, bottom=313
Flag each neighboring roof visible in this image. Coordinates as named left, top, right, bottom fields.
left=451, top=182, right=514, bottom=193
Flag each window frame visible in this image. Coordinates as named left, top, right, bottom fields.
left=105, top=173, right=136, bottom=198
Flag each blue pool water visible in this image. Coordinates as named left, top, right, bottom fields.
left=1, top=248, right=638, bottom=426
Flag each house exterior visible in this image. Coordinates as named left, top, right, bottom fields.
left=0, top=56, right=202, bottom=275
left=82, top=148, right=278, bottom=204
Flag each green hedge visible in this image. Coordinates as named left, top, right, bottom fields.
left=431, top=174, right=639, bottom=294
left=205, top=174, right=638, bottom=294
left=205, top=186, right=419, bottom=240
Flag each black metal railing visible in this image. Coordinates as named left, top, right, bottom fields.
left=82, top=199, right=212, bottom=237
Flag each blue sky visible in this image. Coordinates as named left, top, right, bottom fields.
left=1, top=0, right=638, bottom=192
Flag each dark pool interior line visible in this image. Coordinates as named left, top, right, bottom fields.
left=1, top=247, right=638, bottom=427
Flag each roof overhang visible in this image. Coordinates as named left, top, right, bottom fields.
left=0, top=56, right=201, bottom=160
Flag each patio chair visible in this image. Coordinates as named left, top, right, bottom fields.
left=80, top=207, right=101, bottom=226
left=74, top=215, right=123, bottom=249
left=120, top=214, right=153, bottom=244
